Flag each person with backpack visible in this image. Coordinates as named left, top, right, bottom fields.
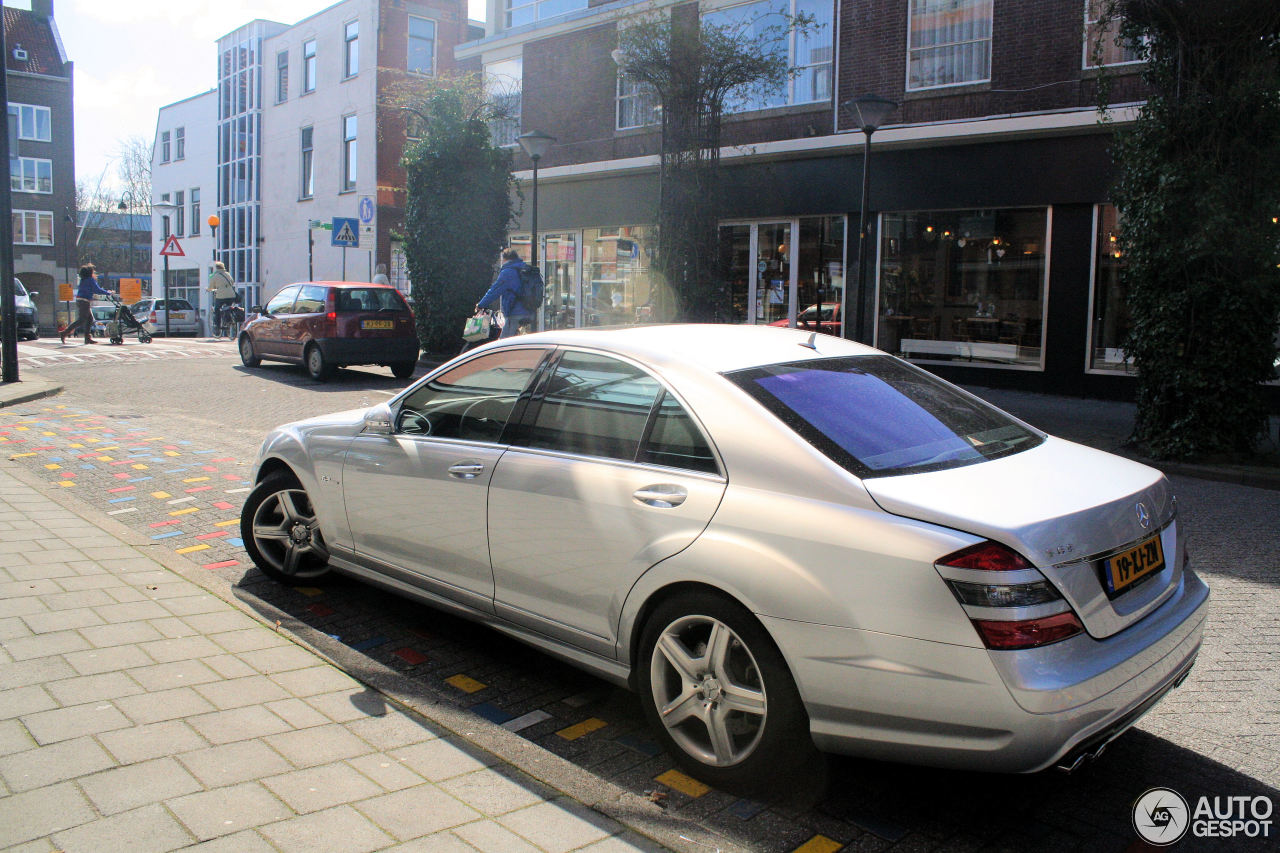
left=476, top=247, right=541, bottom=339
left=208, top=261, right=237, bottom=337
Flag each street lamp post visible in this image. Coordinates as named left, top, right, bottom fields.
left=207, top=214, right=220, bottom=265
left=516, top=130, right=556, bottom=272
left=842, top=94, right=898, bottom=342
left=117, top=192, right=136, bottom=283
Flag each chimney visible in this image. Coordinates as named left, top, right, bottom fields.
left=31, top=1, right=54, bottom=18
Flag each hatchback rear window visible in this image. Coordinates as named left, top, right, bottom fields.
left=336, top=288, right=407, bottom=313
left=727, top=355, right=1043, bottom=478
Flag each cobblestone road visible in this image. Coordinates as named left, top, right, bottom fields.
left=3, top=341, right=1276, bottom=852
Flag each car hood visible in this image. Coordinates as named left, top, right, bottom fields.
left=862, top=436, right=1181, bottom=638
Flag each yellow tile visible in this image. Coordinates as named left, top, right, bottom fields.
left=97, top=456, right=113, bottom=462
left=182, top=476, right=211, bottom=484
left=68, top=443, right=83, bottom=448
left=556, top=718, right=607, bottom=741
left=164, top=450, right=180, bottom=457
left=131, top=464, right=148, bottom=470
left=175, top=544, right=211, bottom=555
left=151, top=491, right=171, bottom=499
left=42, top=431, right=56, bottom=436
left=295, top=587, right=325, bottom=597
left=58, top=481, right=75, bottom=488
left=791, top=837, right=843, bottom=853
left=9, top=452, right=37, bottom=459
left=169, top=507, right=199, bottom=516
left=445, top=674, right=487, bottom=694
left=215, top=519, right=240, bottom=527
left=44, top=463, right=61, bottom=470
left=654, top=769, right=710, bottom=798
left=14, top=426, right=28, bottom=431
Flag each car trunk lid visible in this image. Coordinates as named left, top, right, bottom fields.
left=333, top=288, right=414, bottom=339
left=862, top=436, right=1181, bottom=639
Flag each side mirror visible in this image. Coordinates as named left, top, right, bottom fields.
left=29, top=291, right=38, bottom=297
left=362, top=403, right=393, bottom=436
left=250, top=305, right=264, bottom=314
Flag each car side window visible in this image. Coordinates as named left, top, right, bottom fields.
left=396, top=348, right=546, bottom=443
left=294, top=285, right=327, bottom=314
left=524, top=352, right=662, bottom=462
left=638, top=392, right=719, bottom=474
left=264, top=286, right=300, bottom=315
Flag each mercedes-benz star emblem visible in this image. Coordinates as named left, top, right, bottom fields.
left=1135, top=502, right=1151, bottom=529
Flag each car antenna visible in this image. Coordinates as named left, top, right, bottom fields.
left=800, top=331, right=818, bottom=351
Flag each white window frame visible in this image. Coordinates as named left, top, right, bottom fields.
left=485, top=57, right=522, bottom=147
left=303, top=39, right=317, bottom=93
left=300, top=126, right=315, bottom=199
left=8, top=103, right=51, bottom=141
left=276, top=50, right=289, bottom=103
left=616, top=75, right=660, bottom=130
left=505, top=0, right=588, bottom=29
left=175, top=190, right=185, bottom=236
left=407, top=16, right=436, bottom=75
left=160, top=130, right=171, bottom=163
left=190, top=188, right=201, bottom=235
left=12, top=209, right=53, bottom=245
left=10, top=157, right=52, bottom=194
left=906, top=0, right=993, bottom=92
left=344, top=19, right=359, bottom=78
left=341, top=114, right=357, bottom=192
left=1083, top=0, right=1144, bottom=69
left=175, top=126, right=185, bottom=160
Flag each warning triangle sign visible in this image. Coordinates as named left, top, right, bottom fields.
left=159, top=234, right=185, bottom=257
left=334, top=222, right=356, bottom=244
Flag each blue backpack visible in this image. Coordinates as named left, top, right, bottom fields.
left=517, top=265, right=545, bottom=313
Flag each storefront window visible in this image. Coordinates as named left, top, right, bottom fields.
left=1089, top=204, right=1133, bottom=373
left=878, top=208, right=1048, bottom=368
left=720, top=217, right=845, bottom=332
left=582, top=226, right=659, bottom=326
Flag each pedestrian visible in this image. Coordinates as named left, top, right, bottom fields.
left=475, top=248, right=532, bottom=339
left=372, top=263, right=390, bottom=287
left=60, top=263, right=111, bottom=344
left=208, top=261, right=237, bottom=337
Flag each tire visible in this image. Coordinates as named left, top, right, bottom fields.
left=238, top=334, right=260, bottom=367
left=240, top=470, right=332, bottom=585
left=139, top=332, right=152, bottom=344
left=305, top=344, right=334, bottom=381
left=391, top=360, right=416, bottom=380
left=636, top=591, right=815, bottom=793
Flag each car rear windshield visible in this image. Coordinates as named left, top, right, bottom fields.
left=726, top=355, right=1044, bottom=478
left=335, top=288, right=408, bottom=313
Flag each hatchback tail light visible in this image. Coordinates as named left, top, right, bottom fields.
left=322, top=290, right=338, bottom=336
left=935, top=540, right=1083, bottom=650
left=149, top=311, right=157, bottom=323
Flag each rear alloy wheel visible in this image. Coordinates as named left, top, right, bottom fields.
left=241, top=471, right=331, bottom=585
left=238, top=334, right=259, bottom=367
left=306, top=344, right=335, bottom=381
left=391, top=360, right=416, bottom=380
left=637, top=591, right=815, bottom=793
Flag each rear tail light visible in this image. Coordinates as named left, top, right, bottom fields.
left=936, top=540, right=1083, bottom=650
left=149, top=311, right=157, bottom=323
left=322, top=290, right=338, bottom=336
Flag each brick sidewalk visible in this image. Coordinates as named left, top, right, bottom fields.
left=0, top=465, right=672, bottom=852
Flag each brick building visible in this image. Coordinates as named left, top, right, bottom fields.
left=5, top=0, right=75, bottom=334
left=460, top=0, right=1153, bottom=397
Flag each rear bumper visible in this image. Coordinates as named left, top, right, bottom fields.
left=316, top=336, right=419, bottom=365
left=763, top=567, right=1209, bottom=773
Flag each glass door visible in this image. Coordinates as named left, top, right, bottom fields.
left=539, top=232, right=578, bottom=331
left=756, top=222, right=792, bottom=326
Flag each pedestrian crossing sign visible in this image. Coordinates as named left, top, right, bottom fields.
left=331, top=217, right=359, bottom=247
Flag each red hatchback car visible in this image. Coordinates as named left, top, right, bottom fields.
left=239, top=282, right=419, bottom=381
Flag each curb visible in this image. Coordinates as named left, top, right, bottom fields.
left=0, top=378, right=63, bottom=408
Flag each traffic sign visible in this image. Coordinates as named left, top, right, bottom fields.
left=309, top=219, right=332, bottom=230
left=331, top=217, right=359, bottom=247
left=159, top=234, right=185, bottom=257
left=358, top=196, right=374, bottom=223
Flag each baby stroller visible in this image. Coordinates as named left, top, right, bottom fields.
left=105, top=293, right=152, bottom=345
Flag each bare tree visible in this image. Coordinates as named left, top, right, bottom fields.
left=114, top=135, right=152, bottom=212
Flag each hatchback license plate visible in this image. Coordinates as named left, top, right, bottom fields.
left=1104, top=534, right=1165, bottom=595
left=362, top=319, right=393, bottom=330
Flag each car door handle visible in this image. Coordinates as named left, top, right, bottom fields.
left=447, top=462, right=486, bottom=479
left=633, top=485, right=688, bottom=508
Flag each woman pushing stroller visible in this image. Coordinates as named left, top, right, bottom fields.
left=60, top=264, right=111, bottom=344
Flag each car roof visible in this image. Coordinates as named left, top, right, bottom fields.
left=292, top=281, right=399, bottom=289
left=495, top=324, right=880, bottom=375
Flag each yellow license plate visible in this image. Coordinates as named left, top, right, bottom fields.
left=362, top=319, right=393, bottom=330
left=1104, top=533, right=1165, bottom=595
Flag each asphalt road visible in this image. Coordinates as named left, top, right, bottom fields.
left=5, top=338, right=1278, bottom=852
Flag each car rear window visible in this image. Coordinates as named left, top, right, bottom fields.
left=336, top=288, right=408, bottom=313
left=726, top=355, right=1043, bottom=478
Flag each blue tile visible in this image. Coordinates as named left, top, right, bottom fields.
left=727, top=799, right=766, bottom=820
left=151, top=531, right=183, bottom=540
left=350, top=636, right=389, bottom=652
left=108, top=497, right=136, bottom=504
left=127, top=476, right=153, bottom=482
left=616, top=734, right=664, bottom=757
left=227, top=538, right=244, bottom=547
left=471, top=703, right=514, bottom=724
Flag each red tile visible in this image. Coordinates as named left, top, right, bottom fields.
left=393, top=647, right=429, bottom=665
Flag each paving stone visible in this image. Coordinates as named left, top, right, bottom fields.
left=45, top=670, right=144, bottom=706
left=264, top=697, right=332, bottom=730
left=1, top=629, right=91, bottom=661
left=497, top=799, right=618, bottom=853
left=20, top=608, right=105, bottom=634
left=0, top=616, right=32, bottom=641
left=450, top=819, right=543, bottom=853
left=0, top=735, right=116, bottom=792
left=0, top=656, right=76, bottom=689
left=161, top=594, right=231, bottom=617
left=178, top=739, right=294, bottom=788
left=345, top=709, right=442, bottom=750
left=138, top=635, right=225, bottom=663
left=263, top=762, right=385, bottom=813
left=391, top=737, right=498, bottom=782
left=167, top=782, right=293, bottom=841
left=52, top=803, right=196, bottom=852
left=187, top=705, right=293, bottom=745
left=78, top=620, right=165, bottom=648
left=305, top=688, right=393, bottom=724
left=182, top=610, right=259, bottom=635
left=79, top=756, right=203, bottom=815
left=0, top=684, right=57, bottom=720
left=0, top=718, right=36, bottom=757
left=208, top=627, right=294, bottom=654
left=203, top=653, right=257, bottom=680
left=383, top=831, right=487, bottom=853
left=95, top=600, right=172, bottom=622
left=0, top=595, right=48, bottom=619
left=354, top=784, right=481, bottom=840
left=265, top=723, right=373, bottom=768
left=127, top=658, right=222, bottom=691
left=194, top=674, right=291, bottom=711
left=21, top=700, right=132, bottom=745
left=438, top=767, right=551, bottom=817
left=345, top=752, right=427, bottom=793
left=41, top=589, right=119, bottom=611
left=99, top=719, right=209, bottom=764
left=114, top=685, right=217, bottom=725
left=0, top=781, right=96, bottom=848
left=238, top=643, right=326, bottom=675
left=258, top=804, right=396, bottom=853
left=176, top=829, right=278, bottom=853
left=0, top=578, right=63, bottom=598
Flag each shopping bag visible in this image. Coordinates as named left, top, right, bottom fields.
left=462, top=312, right=491, bottom=342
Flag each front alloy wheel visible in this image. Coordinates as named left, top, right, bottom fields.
left=239, top=334, right=259, bottom=366
left=241, top=471, right=331, bottom=584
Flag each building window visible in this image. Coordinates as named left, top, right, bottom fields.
left=877, top=208, right=1048, bottom=369
left=160, top=130, right=171, bottom=163
left=276, top=50, right=289, bottom=102
left=1084, top=0, right=1142, bottom=67
left=191, top=188, right=201, bottom=235
left=342, top=114, right=357, bottom=191
left=485, top=58, right=522, bottom=146
left=506, top=0, right=587, bottom=28
left=8, top=103, right=51, bottom=141
left=701, top=0, right=834, bottom=113
left=582, top=226, right=659, bottom=328
left=907, top=0, right=993, bottom=90
left=175, top=127, right=185, bottom=160
left=616, top=75, right=660, bottom=130
left=175, top=190, right=185, bottom=236
left=408, top=16, right=436, bottom=74
left=344, top=20, right=359, bottom=78
left=10, top=157, right=52, bottom=193
left=12, top=210, right=53, bottom=245
left=303, top=39, right=317, bottom=93
left=1088, top=204, right=1134, bottom=373
left=300, top=126, right=314, bottom=199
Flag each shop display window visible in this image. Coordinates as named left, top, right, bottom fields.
left=1088, top=204, right=1134, bottom=373
left=878, top=208, right=1048, bottom=368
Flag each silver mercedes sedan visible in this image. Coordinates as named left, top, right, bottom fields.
left=241, top=324, right=1208, bottom=790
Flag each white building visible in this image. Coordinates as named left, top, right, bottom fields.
left=150, top=89, right=217, bottom=331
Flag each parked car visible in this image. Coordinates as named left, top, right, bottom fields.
left=241, top=325, right=1208, bottom=790
left=238, top=281, right=419, bottom=381
left=767, top=302, right=841, bottom=335
left=13, top=279, right=39, bottom=340
left=129, top=297, right=200, bottom=336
